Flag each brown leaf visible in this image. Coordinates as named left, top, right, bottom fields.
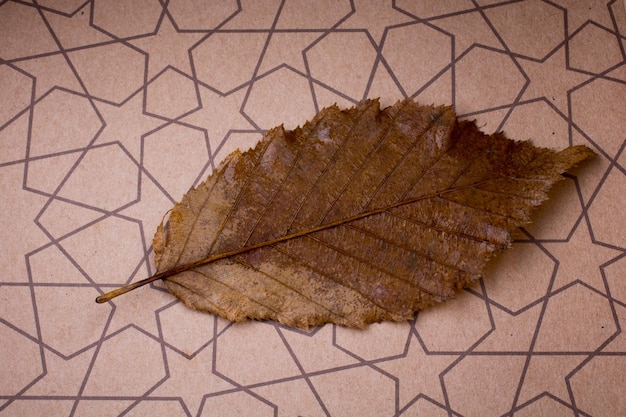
left=97, top=99, right=594, bottom=328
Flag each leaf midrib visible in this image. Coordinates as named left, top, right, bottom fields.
left=147, top=178, right=507, bottom=283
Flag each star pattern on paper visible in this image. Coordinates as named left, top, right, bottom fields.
left=130, top=13, right=207, bottom=80
left=105, top=287, right=173, bottom=338
left=1, top=1, right=625, bottom=416
left=150, top=345, right=235, bottom=416
left=544, top=218, right=623, bottom=294
left=431, top=10, right=502, bottom=58
left=517, top=46, right=592, bottom=114
left=93, top=91, right=165, bottom=161
left=378, top=332, right=457, bottom=409
left=516, top=355, right=585, bottom=406
left=13, top=54, right=83, bottom=100
left=41, top=2, right=112, bottom=50
left=338, top=0, right=414, bottom=45
left=181, top=86, right=258, bottom=153
left=551, top=0, right=616, bottom=32
left=257, top=32, right=320, bottom=74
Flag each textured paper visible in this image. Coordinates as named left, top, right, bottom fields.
left=1, top=1, right=625, bottom=416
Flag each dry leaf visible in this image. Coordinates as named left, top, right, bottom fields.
left=98, top=99, right=594, bottom=328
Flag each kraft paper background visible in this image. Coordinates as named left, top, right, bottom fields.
left=1, top=1, right=625, bottom=416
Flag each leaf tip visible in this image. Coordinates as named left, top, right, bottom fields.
left=558, top=144, right=597, bottom=165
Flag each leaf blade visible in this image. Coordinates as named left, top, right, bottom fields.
left=102, top=99, right=594, bottom=328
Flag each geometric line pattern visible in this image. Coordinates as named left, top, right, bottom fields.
left=1, top=0, right=625, bottom=415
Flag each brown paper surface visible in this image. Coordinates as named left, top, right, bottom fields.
left=1, top=1, right=625, bottom=416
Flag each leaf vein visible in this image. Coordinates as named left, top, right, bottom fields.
left=285, top=101, right=378, bottom=230
left=364, top=106, right=447, bottom=210
left=270, top=243, right=402, bottom=318
left=205, top=132, right=278, bottom=256
left=306, top=231, right=443, bottom=297
left=318, top=100, right=414, bottom=223
left=242, top=116, right=326, bottom=247
left=386, top=205, right=503, bottom=246
left=343, top=220, right=479, bottom=274
left=189, top=268, right=282, bottom=315
left=234, top=256, right=361, bottom=327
